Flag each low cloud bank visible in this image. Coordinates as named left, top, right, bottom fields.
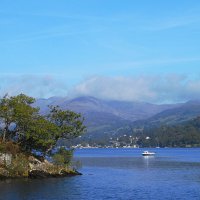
left=71, top=75, right=200, bottom=103
left=0, top=74, right=68, bottom=98
left=1, top=74, right=200, bottom=103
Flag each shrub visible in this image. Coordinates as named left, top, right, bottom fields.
left=7, top=153, right=29, bottom=177
left=52, top=154, right=65, bottom=166
left=52, top=147, right=73, bottom=166
left=0, top=141, right=20, bottom=155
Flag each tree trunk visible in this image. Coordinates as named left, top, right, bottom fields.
left=2, top=130, right=6, bottom=143
left=2, top=125, right=8, bottom=143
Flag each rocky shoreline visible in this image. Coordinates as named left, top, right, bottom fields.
left=28, top=169, right=82, bottom=179
left=0, top=155, right=82, bottom=179
left=0, top=169, right=82, bottom=179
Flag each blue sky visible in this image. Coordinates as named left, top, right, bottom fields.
left=1, top=0, right=200, bottom=103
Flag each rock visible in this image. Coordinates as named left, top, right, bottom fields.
left=0, top=154, right=82, bottom=179
left=28, top=168, right=82, bottom=178
left=28, top=170, right=51, bottom=178
left=0, top=153, right=12, bottom=166
left=28, top=156, right=41, bottom=165
left=0, top=167, right=10, bottom=179
left=73, top=170, right=82, bottom=175
left=60, top=169, right=82, bottom=176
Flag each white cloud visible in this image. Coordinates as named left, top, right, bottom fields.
left=0, top=74, right=68, bottom=98
left=1, top=74, right=200, bottom=103
left=71, top=75, right=200, bottom=103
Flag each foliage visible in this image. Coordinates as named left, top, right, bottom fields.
left=5, top=153, right=29, bottom=177
left=0, top=94, right=39, bottom=142
left=0, top=94, right=85, bottom=155
left=19, top=116, right=60, bottom=153
left=52, top=147, right=73, bottom=166
left=52, top=154, right=65, bottom=166
left=0, top=141, right=20, bottom=155
left=48, top=106, right=86, bottom=140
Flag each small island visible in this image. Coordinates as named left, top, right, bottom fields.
left=0, top=94, right=86, bottom=179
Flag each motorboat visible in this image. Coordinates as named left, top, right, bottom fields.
left=142, top=151, right=155, bottom=156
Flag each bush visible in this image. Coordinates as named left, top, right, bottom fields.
left=52, top=147, right=73, bottom=166
left=7, top=153, right=29, bottom=177
left=52, top=154, right=65, bottom=166
left=0, top=141, right=20, bottom=155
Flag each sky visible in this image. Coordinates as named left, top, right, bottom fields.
left=1, top=0, right=200, bottom=103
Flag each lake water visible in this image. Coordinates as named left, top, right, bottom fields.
left=0, top=148, right=200, bottom=200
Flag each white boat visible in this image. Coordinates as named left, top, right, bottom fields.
left=142, top=151, right=155, bottom=156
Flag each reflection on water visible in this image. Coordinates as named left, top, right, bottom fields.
left=0, top=148, right=200, bottom=200
left=142, top=156, right=155, bottom=168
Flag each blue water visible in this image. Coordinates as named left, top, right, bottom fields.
left=0, top=148, right=200, bottom=200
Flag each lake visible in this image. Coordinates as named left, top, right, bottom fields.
left=0, top=148, right=200, bottom=200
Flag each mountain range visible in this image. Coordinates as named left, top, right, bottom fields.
left=133, top=100, right=200, bottom=129
left=33, top=96, right=200, bottom=141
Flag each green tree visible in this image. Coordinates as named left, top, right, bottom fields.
left=52, top=147, right=73, bottom=166
left=19, top=116, right=60, bottom=153
left=48, top=106, right=86, bottom=140
left=0, top=94, right=38, bottom=142
left=0, top=94, right=85, bottom=155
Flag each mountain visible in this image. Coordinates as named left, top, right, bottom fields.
left=132, top=100, right=200, bottom=130
left=33, top=96, right=200, bottom=145
left=35, top=96, right=178, bottom=120
left=138, top=116, right=200, bottom=147
left=34, top=96, right=181, bottom=138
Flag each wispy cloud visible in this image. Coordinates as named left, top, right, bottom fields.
left=0, top=25, right=105, bottom=44
left=91, top=57, right=200, bottom=72
left=144, top=14, right=200, bottom=31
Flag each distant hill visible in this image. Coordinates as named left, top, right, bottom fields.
left=132, top=100, right=200, bottom=130
left=33, top=96, right=200, bottom=145
left=138, top=116, right=200, bottom=147
left=35, top=96, right=178, bottom=120
left=33, top=96, right=180, bottom=138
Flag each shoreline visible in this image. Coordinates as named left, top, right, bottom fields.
left=0, top=154, right=82, bottom=180
left=0, top=169, right=82, bottom=180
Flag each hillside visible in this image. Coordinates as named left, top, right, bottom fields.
left=33, top=97, right=200, bottom=146
left=131, top=100, right=200, bottom=130
left=35, top=96, right=178, bottom=121
left=138, top=116, right=200, bottom=147
left=34, top=96, right=180, bottom=138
